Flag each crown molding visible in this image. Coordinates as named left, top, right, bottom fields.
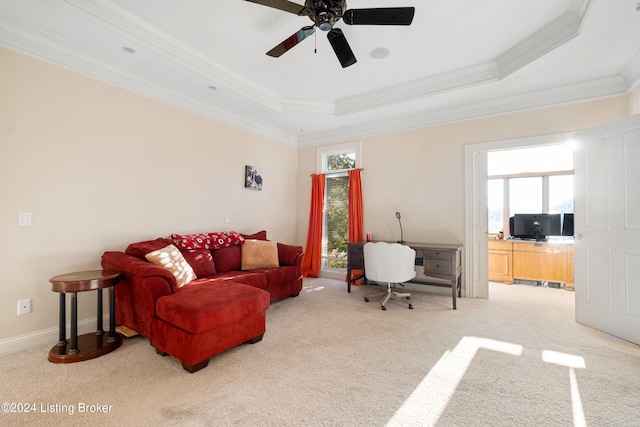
left=296, top=75, right=628, bottom=147
left=62, top=0, right=287, bottom=112
left=2, top=0, right=629, bottom=149
left=282, top=98, right=335, bottom=115
left=494, top=12, right=581, bottom=79
left=3, top=16, right=628, bottom=150
left=59, top=0, right=596, bottom=118
left=335, top=62, right=500, bottom=116
left=328, top=0, right=594, bottom=117
left=621, top=50, right=640, bottom=91
left=0, top=12, right=298, bottom=146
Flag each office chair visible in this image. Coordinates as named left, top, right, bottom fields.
left=363, top=242, right=416, bottom=310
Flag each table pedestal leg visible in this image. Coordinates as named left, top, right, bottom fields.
left=96, top=288, right=103, bottom=336
left=108, top=286, right=116, bottom=343
left=69, top=292, right=78, bottom=355
left=57, top=293, right=66, bottom=346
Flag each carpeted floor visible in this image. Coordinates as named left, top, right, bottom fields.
left=1, top=279, right=639, bottom=426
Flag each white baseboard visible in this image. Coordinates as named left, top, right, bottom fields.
left=0, top=315, right=112, bottom=356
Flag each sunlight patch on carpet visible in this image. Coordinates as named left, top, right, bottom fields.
left=387, top=336, right=588, bottom=426
left=542, top=350, right=586, bottom=426
left=386, top=336, right=523, bottom=426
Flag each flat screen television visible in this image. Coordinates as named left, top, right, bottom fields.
left=510, top=213, right=562, bottom=241
left=562, top=213, right=574, bottom=236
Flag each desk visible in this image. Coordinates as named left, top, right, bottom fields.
left=488, top=239, right=574, bottom=287
left=347, top=242, right=463, bottom=309
left=48, top=270, right=122, bottom=363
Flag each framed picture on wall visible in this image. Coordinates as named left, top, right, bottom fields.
left=245, top=165, right=263, bottom=190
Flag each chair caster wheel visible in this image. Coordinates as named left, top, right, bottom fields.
left=408, top=304, right=413, bottom=309
left=364, top=297, right=369, bottom=302
left=381, top=306, right=387, bottom=310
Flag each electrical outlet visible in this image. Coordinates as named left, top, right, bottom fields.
left=17, top=299, right=32, bottom=315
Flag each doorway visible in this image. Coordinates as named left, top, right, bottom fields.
left=487, top=144, right=574, bottom=290
left=464, top=133, right=575, bottom=299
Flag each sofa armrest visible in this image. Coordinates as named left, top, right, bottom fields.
left=102, top=251, right=177, bottom=338
left=102, top=251, right=177, bottom=288
left=277, top=243, right=304, bottom=269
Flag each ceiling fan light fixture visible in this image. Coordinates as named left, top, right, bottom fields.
left=317, top=11, right=335, bottom=31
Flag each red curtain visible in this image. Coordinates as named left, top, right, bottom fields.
left=347, top=168, right=364, bottom=284
left=302, top=173, right=325, bottom=278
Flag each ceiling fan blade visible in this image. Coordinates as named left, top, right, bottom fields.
left=343, top=7, right=415, bottom=26
left=327, top=28, right=357, bottom=68
left=266, top=26, right=315, bottom=57
left=244, top=0, right=305, bottom=15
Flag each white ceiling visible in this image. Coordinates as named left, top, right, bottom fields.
left=1, top=0, right=639, bottom=146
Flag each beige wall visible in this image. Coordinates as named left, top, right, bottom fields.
left=0, top=48, right=298, bottom=346
left=296, top=97, right=629, bottom=265
left=628, top=84, right=640, bottom=115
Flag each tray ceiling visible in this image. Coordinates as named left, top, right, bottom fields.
left=1, top=0, right=639, bottom=146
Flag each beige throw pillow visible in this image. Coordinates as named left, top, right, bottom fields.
left=145, top=244, right=196, bottom=288
left=241, top=240, right=279, bottom=270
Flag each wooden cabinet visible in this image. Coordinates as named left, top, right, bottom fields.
left=565, top=245, right=575, bottom=290
left=347, top=243, right=364, bottom=270
left=488, top=239, right=574, bottom=285
left=417, top=245, right=463, bottom=309
left=512, top=241, right=568, bottom=283
left=488, top=240, right=513, bottom=283
left=422, top=248, right=455, bottom=278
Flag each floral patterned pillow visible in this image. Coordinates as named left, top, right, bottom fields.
left=145, top=244, right=196, bottom=288
left=171, top=231, right=245, bottom=250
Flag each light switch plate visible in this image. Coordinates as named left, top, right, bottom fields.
left=18, top=212, right=32, bottom=226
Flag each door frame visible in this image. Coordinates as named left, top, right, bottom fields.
left=464, top=132, right=574, bottom=299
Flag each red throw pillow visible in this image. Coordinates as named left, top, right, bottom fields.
left=125, top=238, right=172, bottom=259
left=212, top=245, right=241, bottom=273
left=180, top=249, right=217, bottom=277
left=241, top=230, right=268, bottom=241
left=171, top=232, right=213, bottom=250
left=172, top=231, right=245, bottom=250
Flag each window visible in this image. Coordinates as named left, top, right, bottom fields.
left=487, top=144, right=574, bottom=236
left=509, top=177, right=542, bottom=217
left=318, top=143, right=359, bottom=272
left=487, top=179, right=504, bottom=235
left=549, top=175, right=574, bottom=213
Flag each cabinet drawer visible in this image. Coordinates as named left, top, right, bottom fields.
left=348, top=244, right=364, bottom=254
left=423, top=249, right=452, bottom=260
left=424, top=259, right=452, bottom=275
left=349, top=254, right=364, bottom=268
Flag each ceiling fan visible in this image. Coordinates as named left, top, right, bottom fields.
left=245, top=0, right=415, bottom=68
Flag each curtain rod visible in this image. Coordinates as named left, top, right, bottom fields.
left=311, top=168, right=364, bottom=177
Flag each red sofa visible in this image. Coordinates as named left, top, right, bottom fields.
left=101, top=230, right=303, bottom=372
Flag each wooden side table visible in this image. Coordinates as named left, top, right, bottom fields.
left=48, top=270, right=122, bottom=363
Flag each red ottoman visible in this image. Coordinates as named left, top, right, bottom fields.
left=151, top=281, right=270, bottom=372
